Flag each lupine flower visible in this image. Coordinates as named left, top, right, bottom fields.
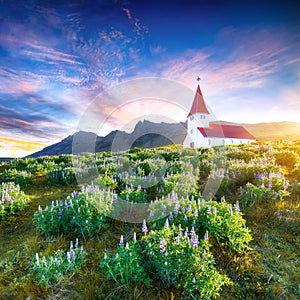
left=164, top=218, right=169, bottom=229
left=234, top=201, right=240, bottom=212
left=133, top=232, right=137, bottom=241
left=204, top=230, right=209, bottom=240
left=125, top=242, right=129, bottom=249
left=268, top=181, right=273, bottom=189
left=206, top=206, right=211, bottom=216
left=67, top=252, right=71, bottom=263
left=149, top=210, right=154, bottom=218
left=190, top=227, right=196, bottom=237
left=184, top=214, right=188, bottom=222
left=70, top=241, right=74, bottom=250
left=36, top=253, right=39, bottom=263
left=169, top=212, right=174, bottom=221
left=213, top=206, right=217, bottom=215
left=119, top=235, right=124, bottom=246
left=184, top=228, right=189, bottom=239
left=159, top=236, right=167, bottom=253
left=229, top=207, right=233, bottom=215
left=194, top=209, right=198, bottom=217
left=142, top=219, right=148, bottom=233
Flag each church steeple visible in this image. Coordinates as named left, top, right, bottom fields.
left=187, top=79, right=210, bottom=117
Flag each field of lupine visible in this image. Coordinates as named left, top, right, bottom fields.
left=0, top=141, right=299, bottom=299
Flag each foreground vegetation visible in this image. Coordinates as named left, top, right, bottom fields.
left=0, top=141, right=299, bottom=299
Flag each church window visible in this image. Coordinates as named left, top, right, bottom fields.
left=190, top=116, right=194, bottom=121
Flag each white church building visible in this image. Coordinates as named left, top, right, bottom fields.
left=183, top=82, right=256, bottom=148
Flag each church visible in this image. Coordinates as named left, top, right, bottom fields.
left=183, top=80, right=256, bottom=148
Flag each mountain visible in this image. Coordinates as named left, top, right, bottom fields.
left=27, top=120, right=187, bottom=158
left=27, top=120, right=300, bottom=158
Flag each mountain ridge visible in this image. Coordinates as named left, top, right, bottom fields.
left=26, top=120, right=300, bottom=158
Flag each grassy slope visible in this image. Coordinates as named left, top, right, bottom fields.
left=0, top=146, right=299, bottom=299
left=243, top=122, right=300, bottom=142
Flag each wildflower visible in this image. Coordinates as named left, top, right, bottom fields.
left=229, top=207, right=233, bottom=215
left=142, top=219, right=148, bottom=233
left=169, top=212, right=174, bottom=221
left=125, top=242, right=129, bottom=250
left=104, top=252, right=107, bottom=260
left=149, top=210, right=154, bottom=218
left=191, top=235, right=199, bottom=248
left=206, top=206, right=211, bottom=216
left=190, top=227, right=196, bottom=237
left=119, top=235, right=124, bottom=246
left=194, top=209, right=198, bottom=217
left=115, top=253, right=119, bottom=259
left=204, top=230, right=209, bottom=240
left=164, top=218, right=169, bottom=229
left=234, top=201, right=240, bottom=212
left=75, top=238, right=79, bottom=248
left=159, top=236, right=167, bottom=254
left=268, top=181, right=273, bottom=189
left=213, top=206, right=217, bottom=215
left=36, top=253, right=39, bottom=264
left=67, top=252, right=71, bottom=263
left=133, top=232, right=137, bottom=241
left=184, top=214, right=188, bottom=222
left=70, top=241, right=74, bottom=250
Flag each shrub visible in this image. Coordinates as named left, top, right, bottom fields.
left=1, top=168, right=33, bottom=187
left=32, top=239, right=85, bottom=288
left=100, top=237, right=150, bottom=286
left=142, top=225, right=232, bottom=299
left=0, top=182, right=30, bottom=218
left=33, top=187, right=112, bottom=237
left=273, top=150, right=299, bottom=169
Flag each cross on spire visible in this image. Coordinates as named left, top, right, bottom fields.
left=197, top=76, right=201, bottom=83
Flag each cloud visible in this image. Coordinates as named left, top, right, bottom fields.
left=0, top=137, right=47, bottom=158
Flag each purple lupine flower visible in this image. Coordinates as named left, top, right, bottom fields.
left=169, top=212, right=174, bottom=221
left=283, top=182, right=288, bottom=190
left=149, top=210, right=154, bottom=218
left=206, top=206, right=211, bottom=216
left=268, top=181, right=273, bottom=189
left=184, top=228, right=189, bottom=239
left=189, top=227, right=196, bottom=237
left=181, top=207, right=186, bottom=214
left=212, top=206, right=217, bottom=215
left=183, top=214, right=188, bottom=222
left=159, top=236, right=167, bottom=253
left=186, top=203, right=192, bottom=212
left=142, top=219, right=148, bottom=233
left=191, top=235, right=199, bottom=248
left=75, top=238, right=79, bottom=248
left=174, top=205, right=179, bottom=215
left=204, top=230, right=209, bottom=240
left=234, top=201, right=240, bottom=212
left=194, top=209, right=198, bottom=217
left=70, top=250, right=76, bottom=261
left=164, top=218, right=169, bottom=229
left=162, top=205, right=167, bottom=213
left=119, top=235, right=124, bottom=246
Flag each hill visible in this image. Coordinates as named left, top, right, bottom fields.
left=243, top=121, right=300, bottom=142
left=27, top=120, right=300, bottom=157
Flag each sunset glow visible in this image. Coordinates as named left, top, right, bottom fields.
left=0, top=0, right=299, bottom=157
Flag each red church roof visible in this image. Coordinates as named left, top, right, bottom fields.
left=198, top=124, right=255, bottom=140
left=187, top=84, right=210, bottom=117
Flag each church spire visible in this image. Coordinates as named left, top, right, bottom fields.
left=187, top=78, right=210, bottom=117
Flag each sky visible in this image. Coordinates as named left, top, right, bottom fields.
left=0, top=0, right=300, bottom=157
